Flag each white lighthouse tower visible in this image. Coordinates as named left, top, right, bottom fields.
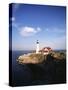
left=36, top=40, right=39, bottom=54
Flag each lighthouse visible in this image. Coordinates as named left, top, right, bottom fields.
left=36, top=40, right=39, bottom=54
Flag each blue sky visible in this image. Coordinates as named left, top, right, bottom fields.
left=10, top=4, right=66, bottom=50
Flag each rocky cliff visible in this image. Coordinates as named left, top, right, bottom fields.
left=17, top=51, right=66, bottom=64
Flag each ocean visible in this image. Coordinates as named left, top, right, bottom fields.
left=11, top=50, right=66, bottom=86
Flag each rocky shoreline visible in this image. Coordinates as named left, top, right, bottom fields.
left=17, top=51, right=66, bottom=64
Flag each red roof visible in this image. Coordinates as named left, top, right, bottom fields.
left=39, top=47, right=52, bottom=52
left=43, top=47, right=51, bottom=50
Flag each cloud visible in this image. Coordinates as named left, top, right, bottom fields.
left=19, top=26, right=41, bottom=37
left=12, top=3, right=20, bottom=11
left=10, top=17, right=19, bottom=29
left=10, top=17, right=15, bottom=22
left=45, top=27, right=65, bottom=34
left=12, top=22, right=19, bottom=29
left=14, top=4, right=20, bottom=9
left=37, top=27, right=41, bottom=32
left=9, top=17, right=16, bottom=27
left=11, top=17, right=15, bottom=21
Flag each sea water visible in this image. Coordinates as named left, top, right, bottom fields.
left=11, top=50, right=66, bottom=86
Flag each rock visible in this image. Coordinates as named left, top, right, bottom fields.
left=17, top=53, right=45, bottom=64
left=17, top=51, right=66, bottom=64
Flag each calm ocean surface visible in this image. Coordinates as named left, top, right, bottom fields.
left=12, top=50, right=66, bottom=86
left=12, top=50, right=34, bottom=86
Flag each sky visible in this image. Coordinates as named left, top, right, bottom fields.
left=9, top=3, right=66, bottom=50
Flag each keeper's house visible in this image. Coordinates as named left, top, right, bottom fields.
left=39, top=47, right=52, bottom=55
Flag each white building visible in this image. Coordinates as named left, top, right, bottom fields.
left=36, top=40, right=39, bottom=54
left=36, top=40, right=52, bottom=55
left=39, top=47, right=52, bottom=55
